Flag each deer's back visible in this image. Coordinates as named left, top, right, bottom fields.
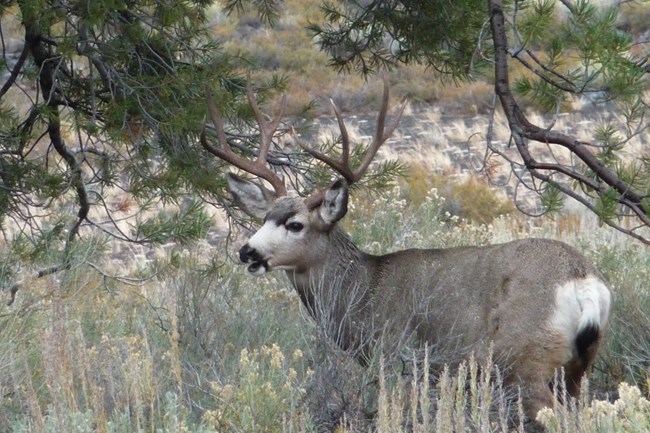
left=367, top=238, right=602, bottom=356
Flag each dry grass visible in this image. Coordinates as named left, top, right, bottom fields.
left=2, top=181, right=650, bottom=432
left=2, top=2, right=650, bottom=432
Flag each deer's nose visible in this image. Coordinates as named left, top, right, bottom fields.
left=239, top=244, right=262, bottom=264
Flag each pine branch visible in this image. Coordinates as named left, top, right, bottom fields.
left=488, top=0, right=650, bottom=243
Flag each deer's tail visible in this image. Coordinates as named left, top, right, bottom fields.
left=574, top=276, right=611, bottom=366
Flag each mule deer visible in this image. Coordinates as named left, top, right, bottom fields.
left=202, top=81, right=611, bottom=421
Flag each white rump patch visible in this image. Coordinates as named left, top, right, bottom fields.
left=550, top=275, right=611, bottom=340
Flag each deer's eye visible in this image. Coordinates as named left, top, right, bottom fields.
left=286, top=222, right=304, bottom=233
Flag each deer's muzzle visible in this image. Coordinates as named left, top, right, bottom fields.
left=239, top=244, right=268, bottom=275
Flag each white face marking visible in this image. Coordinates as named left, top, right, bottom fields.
left=246, top=213, right=312, bottom=274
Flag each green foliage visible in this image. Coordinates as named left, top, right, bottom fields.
left=512, top=0, right=645, bottom=109
left=222, top=0, right=284, bottom=25
left=136, top=200, right=212, bottom=245
left=513, top=74, right=567, bottom=112
left=0, top=0, right=300, bottom=296
left=594, top=123, right=625, bottom=167
left=309, top=0, right=488, bottom=78
left=517, top=0, right=556, bottom=44
left=594, top=188, right=619, bottom=222
left=540, top=181, right=565, bottom=215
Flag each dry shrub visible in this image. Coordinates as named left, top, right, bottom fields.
left=537, top=382, right=650, bottom=433
left=435, top=80, right=495, bottom=116
left=390, top=65, right=444, bottom=104
left=402, top=164, right=514, bottom=225
left=327, top=350, right=525, bottom=433
left=203, top=344, right=311, bottom=433
left=618, top=2, right=650, bottom=46
left=585, top=240, right=650, bottom=398
left=3, top=194, right=650, bottom=433
left=555, top=213, right=584, bottom=237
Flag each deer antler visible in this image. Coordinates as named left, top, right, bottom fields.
left=201, top=80, right=287, bottom=197
left=298, top=79, right=405, bottom=209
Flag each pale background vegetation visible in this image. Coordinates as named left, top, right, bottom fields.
left=1, top=0, right=650, bottom=432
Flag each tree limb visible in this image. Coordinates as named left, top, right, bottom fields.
left=488, top=0, right=650, bottom=243
left=0, top=41, right=30, bottom=100
left=6, top=265, right=63, bottom=306
left=6, top=12, right=93, bottom=302
left=24, top=24, right=89, bottom=236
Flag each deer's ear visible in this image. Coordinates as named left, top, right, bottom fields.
left=226, top=173, right=276, bottom=220
left=319, top=178, right=349, bottom=226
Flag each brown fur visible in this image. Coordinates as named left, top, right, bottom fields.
left=228, top=175, right=611, bottom=422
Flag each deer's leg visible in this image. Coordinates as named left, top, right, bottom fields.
left=563, top=337, right=600, bottom=398
left=509, top=370, right=555, bottom=420
left=563, top=360, right=585, bottom=398
left=503, top=331, right=572, bottom=420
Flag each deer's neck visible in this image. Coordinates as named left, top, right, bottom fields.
left=287, top=227, right=371, bottom=300
left=285, top=228, right=376, bottom=354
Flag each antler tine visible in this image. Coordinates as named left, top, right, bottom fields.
left=201, top=84, right=287, bottom=197
left=331, top=99, right=351, bottom=168
left=296, top=101, right=355, bottom=184
left=299, top=80, right=404, bottom=186
left=295, top=95, right=372, bottom=185
left=299, top=79, right=404, bottom=210
left=351, top=79, right=406, bottom=182
left=246, top=79, right=286, bottom=166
